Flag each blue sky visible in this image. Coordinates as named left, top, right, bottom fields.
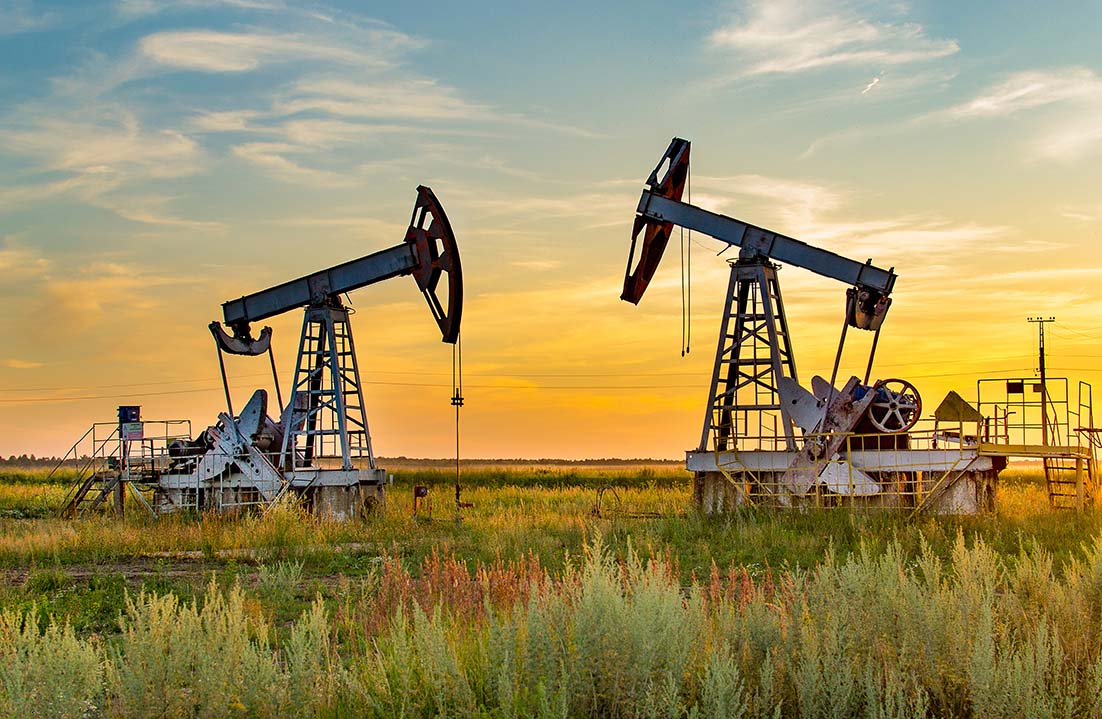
left=1, top=0, right=1101, bottom=458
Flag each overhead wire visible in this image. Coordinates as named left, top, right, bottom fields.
left=2, top=362, right=1052, bottom=405
left=4, top=365, right=1041, bottom=404
left=1050, top=325, right=1102, bottom=341
left=0, top=369, right=719, bottom=394
left=0, top=381, right=705, bottom=404
left=2, top=354, right=1047, bottom=401
left=0, top=387, right=226, bottom=403
left=2, top=338, right=1045, bottom=398
left=0, top=372, right=273, bottom=393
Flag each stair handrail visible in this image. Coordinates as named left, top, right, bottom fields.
left=45, top=424, right=95, bottom=482
left=57, top=424, right=121, bottom=516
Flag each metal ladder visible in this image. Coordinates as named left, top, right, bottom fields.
left=1044, top=455, right=1093, bottom=510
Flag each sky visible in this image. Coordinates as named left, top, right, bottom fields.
left=1, top=0, right=1101, bottom=459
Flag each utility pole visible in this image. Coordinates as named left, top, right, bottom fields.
left=1028, top=316, right=1055, bottom=446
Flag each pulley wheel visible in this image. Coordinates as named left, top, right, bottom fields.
left=868, top=378, right=921, bottom=433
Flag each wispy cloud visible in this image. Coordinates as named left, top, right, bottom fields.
left=683, top=173, right=1012, bottom=270
left=707, top=0, right=958, bottom=80
left=511, top=259, right=562, bottom=272
left=116, top=0, right=283, bottom=19
left=189, top=110, right=260, bottom=132
left=943, top=68, right=1102, bottom=119
left=266, top=215, right=405, bottom=240
left=802, top=66, right=1102, bottom=162
left=107, top=203, right=225, bottom=230
left=692, top=174, right=844, bottom=228
left=124, top=15, right=597, bottom=189
left=140, top=29, right=418, bottom=72
left=0, top=175, right=118, bottom=212
left=936, top=67, right=1102, bottom=162
left=277, top=77, right=487, bottom=120
left=0, top=0, right=55, bottom=35
left=0, top=237, right=51, bottom=278
left=0, top=109, right=209, bottom=225
left=273, top=77, right=600, bottom=138
left=0, top=111, right=201, bottom=179
left=1062, top=207, right=1100, bottom=222
left=453, top=188, right=632, bottom=226
left=1034, top=116, right=1102, bottom=162
left=3, top=358, right=44, bottom=369
left=16, top=260, right=207, bottom=342
left=0, top=2, right=594, bottom=223
left=231, top=141, right=355, bottom=186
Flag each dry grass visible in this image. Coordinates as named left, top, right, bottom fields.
left=6, top=533, right=1102, bottom=717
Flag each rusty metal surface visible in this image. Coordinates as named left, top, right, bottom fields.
left=621, top=137, right=690, bottom=304
left=406, top=185, right=463, bottom=344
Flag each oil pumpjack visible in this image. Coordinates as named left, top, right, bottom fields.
left=150, top=186, right=462, bottom=518
left=622, top=139, right=1003, bottom=512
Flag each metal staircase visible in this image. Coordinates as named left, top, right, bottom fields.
left=63, top=471, right=127, bottom=517
left=54, top=425, right=125, bottom=518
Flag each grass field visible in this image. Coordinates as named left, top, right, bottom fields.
left=3, top=461, right=1102, bottom=717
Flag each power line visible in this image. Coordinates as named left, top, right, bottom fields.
left=903, top=367, right=1032, bottom=379
left=5, top=353, right=1047, bottom=396
left=0, top=375, right=260, bottom=393
left=3, top=357, right=1053, bottom=399
left=0, top=368, right=720, bottom=394
left=1051, top=325, right=1102, bottom=340
left=0, top=387, right=225, bottom=404
left=0, top=364, right=1057, bottom=405
left=0, top=380, right=713, bottom=404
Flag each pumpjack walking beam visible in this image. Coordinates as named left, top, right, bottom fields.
left=214, top=186, right=462, bottom=351
left=622, top=138, right=895, bottom=305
